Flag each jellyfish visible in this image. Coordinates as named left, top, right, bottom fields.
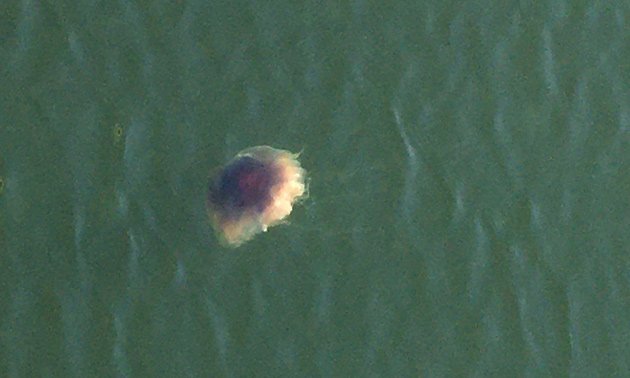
left=207, top=146, right=307, bottom=247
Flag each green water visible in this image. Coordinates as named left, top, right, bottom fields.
left=1, top=0, right=629, bottom=376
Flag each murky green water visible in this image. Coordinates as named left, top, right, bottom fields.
left=1, top=0, right=629, bottom=376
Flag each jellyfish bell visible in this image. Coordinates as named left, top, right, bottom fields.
left=207, top=146, right=307, bottom=247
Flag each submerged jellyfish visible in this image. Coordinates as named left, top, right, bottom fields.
left=207, top=146, right=307, bottom=247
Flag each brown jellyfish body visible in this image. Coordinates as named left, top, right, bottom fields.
left=207, top=146, right=307, bottom=247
